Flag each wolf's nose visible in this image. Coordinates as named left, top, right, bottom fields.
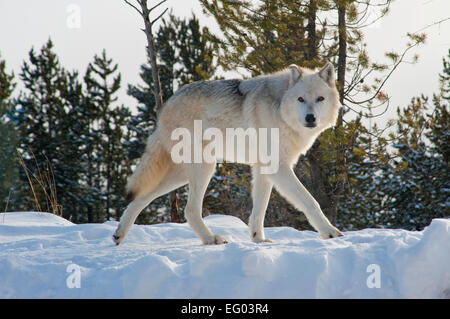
left=305, top=114, right=316, bottom=124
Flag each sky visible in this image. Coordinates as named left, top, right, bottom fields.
left=0, top=0, right=449, bottom=124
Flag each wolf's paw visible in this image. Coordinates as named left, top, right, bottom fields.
left=250, top=230, right=273, bottom=243
left=319, top=225, right=344, bottom=239
left=203, top=234, right=228, bottom=245
left=252, top=237, right=274, bottom=244
left=112, top=226, right=127, bottom=245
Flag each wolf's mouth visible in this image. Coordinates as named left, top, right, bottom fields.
left=305, top=123, right=317, bottom=128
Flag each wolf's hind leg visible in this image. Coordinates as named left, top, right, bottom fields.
left=113, top=165, right=188, bottom=245
left=113, top=195, right=153, bottom=245
left=185, top=162, right=227, bottom=245
left=249, top=168, right=274, bottom=243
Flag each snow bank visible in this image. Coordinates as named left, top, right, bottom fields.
left=0, top=212, right=449, bottom=298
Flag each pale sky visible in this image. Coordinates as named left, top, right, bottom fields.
left=0, top=0, right=449, bottom=124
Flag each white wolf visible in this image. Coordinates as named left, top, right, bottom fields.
left=113, top=62, right=344, bottom=245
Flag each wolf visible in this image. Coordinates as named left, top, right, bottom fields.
left=113, top=62, right=344, bottom=245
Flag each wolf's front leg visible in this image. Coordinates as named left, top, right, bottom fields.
left=268, top=166, right=343, bottom=239
left=249, top=169, right=274, bottom=243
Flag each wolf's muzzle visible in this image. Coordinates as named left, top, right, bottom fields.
left=305, top=114, right=317, bottom=128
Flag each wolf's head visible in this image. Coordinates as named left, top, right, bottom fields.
left=280, top=62, right=341, bottom=132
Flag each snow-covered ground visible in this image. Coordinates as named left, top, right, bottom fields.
left=0, top=212, right=449, bottom=298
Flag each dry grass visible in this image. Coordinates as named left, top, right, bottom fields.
left=17, top=151, right=62, bottom=216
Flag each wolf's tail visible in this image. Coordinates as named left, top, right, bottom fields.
left=126, top=130, right=171, bottom=202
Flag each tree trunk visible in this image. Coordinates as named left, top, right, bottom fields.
left=136, top=0, right=180, bottom=223
left=337, top=0, right=347, bottom=112
left=300, top=0, right=347, bottom=226
left=169, top=191, right=180, bottom=223
left=138, top=0, right=164, bottom=112
left=301, top=0, right=337, bottom=225
left=336, top=1, right=347, bottom=179
left=329, top=0, right=348, bottom=224
left=307, top=0, right=317, bottom=61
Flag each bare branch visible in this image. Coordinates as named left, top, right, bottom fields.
left=411, top=16, right=450, bottom=34
left=151, top=7, right=168, bottom=25
left=344, top=97, right=390, bottom=119
left=123, top=0, right=142, bottom=16
left=149, top=0, right=168, bottom=13
left=345, top=41, right=419, bottom=106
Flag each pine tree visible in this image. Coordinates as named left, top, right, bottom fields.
left=84, top=50, right=132, bottom=221
left=379, top=95, right=448, bottom=230
left=340, top=51, right=450, bottom=230
left=0, top=53, right=18, bottom=210
left=337, top=119, right=390, bottom=229
left=12, top=39, right=87, bottom=220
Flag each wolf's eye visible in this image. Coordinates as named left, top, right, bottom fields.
left=317, top=96, right=324, bottom=102
left=298, top=97, right=305, bottom=103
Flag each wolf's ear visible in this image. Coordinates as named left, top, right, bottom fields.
left=319, top=62, right=335, bottom=87
left=288, top=64, right=302, bottom=87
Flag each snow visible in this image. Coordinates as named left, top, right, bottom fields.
left=0, top=212, right=449, bottom=299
